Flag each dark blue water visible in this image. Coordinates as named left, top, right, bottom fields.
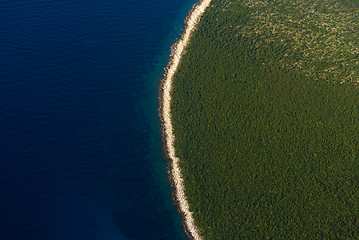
left=0, top=0, right=197, bottom=239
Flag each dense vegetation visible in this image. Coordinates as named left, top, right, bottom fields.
left=171, top=0, right=359, bottom=239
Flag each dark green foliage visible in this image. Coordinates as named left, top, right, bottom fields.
left=171, top=0, right=359, bottom=239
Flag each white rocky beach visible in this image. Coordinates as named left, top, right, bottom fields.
left=161, top=0, right=212, bottom=239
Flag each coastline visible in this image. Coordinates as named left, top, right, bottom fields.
left=159, top=0, right=211, bottom=239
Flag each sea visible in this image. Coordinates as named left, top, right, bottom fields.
left=0, top=0, right=197, bottom=239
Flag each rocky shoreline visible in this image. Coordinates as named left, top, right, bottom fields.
left=159, top=0, right=212, bottom=239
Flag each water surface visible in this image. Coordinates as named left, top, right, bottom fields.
left=0, top=0, right=197, bottom=239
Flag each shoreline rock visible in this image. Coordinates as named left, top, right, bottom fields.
left=159, top=0, right=212, bottom=239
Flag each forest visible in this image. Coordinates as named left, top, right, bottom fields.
left=171, top=0, right=359, bottom=239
